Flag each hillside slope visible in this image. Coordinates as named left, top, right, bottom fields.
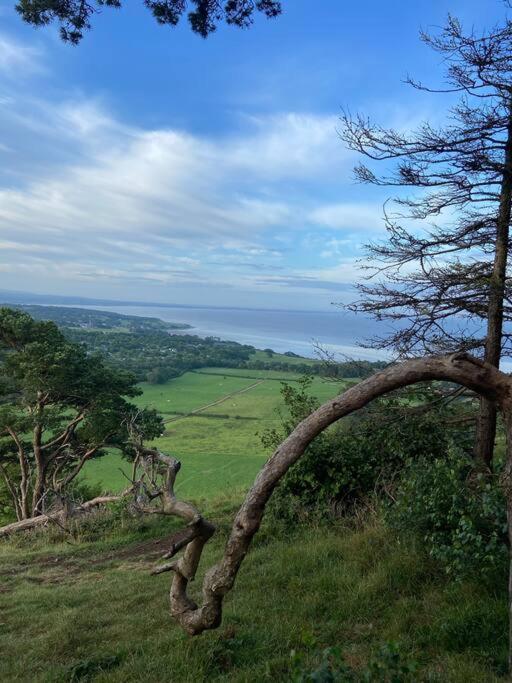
left=0, top=502, right=506, bottom=682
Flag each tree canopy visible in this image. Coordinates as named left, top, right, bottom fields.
left=0, top=307, right=163, bottom=520
left=15, top=0, right=282, bottom=43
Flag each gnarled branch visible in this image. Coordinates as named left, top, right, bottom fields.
left=160, top=353, right=511, bottom=635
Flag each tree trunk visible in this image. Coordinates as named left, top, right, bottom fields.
left=475, top=101, right=512, bottom=468
left=475, top=399, right=498, bottom=469
left=31, top=419, right=46, bottom=517
left=11, top=431, right=30, bottom=520
left=155, top=354, right=508, bottom=636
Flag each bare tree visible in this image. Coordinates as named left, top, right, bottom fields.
left=340, top=15, right=512, bottom=468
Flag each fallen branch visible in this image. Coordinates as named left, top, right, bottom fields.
left=0, top=490, right=132, bottom=537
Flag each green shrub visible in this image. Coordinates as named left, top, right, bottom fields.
left=69, top=498, right=141, bottom=541
left=263, top=378, right=470, bottom=522
left=388, top=449, right=507, bottom=580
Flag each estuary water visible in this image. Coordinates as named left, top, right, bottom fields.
left=76, top=304, right=390, bottom=361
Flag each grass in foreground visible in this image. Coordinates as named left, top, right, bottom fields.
left=0, top=502, right=507, bottom=682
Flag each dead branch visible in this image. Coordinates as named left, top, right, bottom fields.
left=135, top=447, right=216, bottom=590
left=0, top=487, right=133, bottom=537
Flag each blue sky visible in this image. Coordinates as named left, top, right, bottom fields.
left=0, top=0, right=507, bottom=310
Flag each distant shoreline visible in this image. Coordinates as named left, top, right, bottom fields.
left=0, top=288, right=332, bottom=316
left=1, top=298, right=389, bottom=362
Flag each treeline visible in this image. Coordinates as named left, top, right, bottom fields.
left=65, top=329, right=256, bottom=382
left=65, top=327, right=387, bottom=383
left=240, top=358, right=388, bottom=378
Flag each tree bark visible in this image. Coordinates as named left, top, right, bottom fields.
left=475, top=100, right=512, bottom=468
left=156, top=354, right=508, bottom=636
left=32, top=418, right=46, bottom=517
left=0, top=492, right=129, bottom=537
left=7, top=428, right=30, bottom=519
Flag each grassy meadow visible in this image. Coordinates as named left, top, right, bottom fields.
left=83, top=368, right=344, bottom=499
left=0, top=502, right=506, bottom=682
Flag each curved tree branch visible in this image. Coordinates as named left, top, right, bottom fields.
left=162, top=353, right=511, bottom=635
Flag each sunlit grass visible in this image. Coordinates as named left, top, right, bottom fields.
left=83, top=370, right=344, bottom=495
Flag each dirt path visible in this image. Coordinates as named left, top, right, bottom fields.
left=0, top=534, right=178, bottom=585
left=163, top=380, right=264, bottom=424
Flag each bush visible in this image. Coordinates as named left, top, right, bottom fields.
left=388, top=448, right=507, bottom=580
left=263, top=378, right=471, bottom=522
left=69, top=498, right=141, bottom=542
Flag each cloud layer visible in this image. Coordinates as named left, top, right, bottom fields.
left=0, top=32, right=388, bottom=308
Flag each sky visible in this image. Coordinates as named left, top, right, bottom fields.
left=0, top=0, right=508, bottom=310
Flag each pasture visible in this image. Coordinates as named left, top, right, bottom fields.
left=83, top=368, right=344, bottom=499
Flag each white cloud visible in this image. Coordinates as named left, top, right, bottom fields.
left=227, top=113, right=344, bottom=178
left=309, top=202, right=384, bottom=231
left=0, top=92, right=375, bottom=304
left=0, top=34, right=44, bottom=76
left=0, top=102, right=348, bottom=251
left=320, top=238, right=354, bottom=259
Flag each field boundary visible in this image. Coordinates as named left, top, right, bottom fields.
left=192, top=369, right=302, bottom=382
left=163, top=380, right=264, bottom=423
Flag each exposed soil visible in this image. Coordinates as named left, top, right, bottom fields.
left=0, top=533, right=177, bottom=582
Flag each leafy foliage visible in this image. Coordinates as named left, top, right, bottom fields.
left=0, top=307, right=163, bottom=519
left=15, top=0, right=282, bottom=43
left=389, top=449, right=508, bottom=580
left=65, top=328, right=256, bottom=383
left=263, top=377, right=471, bottom=521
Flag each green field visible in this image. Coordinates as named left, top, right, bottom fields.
left=250, top=350, right=317, bottom=365
left=83, top=369, right=344, bottom=499
left=134, top=373, right=258, bottom=414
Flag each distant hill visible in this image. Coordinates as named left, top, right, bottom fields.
left=0, top=303, right=190, bottom=332
left=0, top=288, right=180, bottom=308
